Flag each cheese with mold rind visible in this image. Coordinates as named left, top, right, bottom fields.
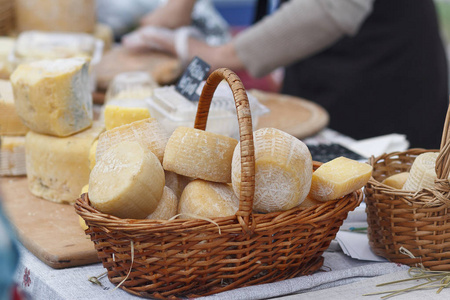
left=11, top=57, right=93, bottom=137
left=25, top=122, right=104, bottom=204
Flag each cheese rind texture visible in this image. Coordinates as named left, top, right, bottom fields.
left=232, top=128, right=313, bottom=213
left=147, top=186, right=178, bottom=220
left=178, top=179, right=239, bottom=219
left=11, top=57, right=93, bottom=137
left=402, top=152, right=440, bottom=191
left=89, top=141, right=165, bottom=219
left=382, top=172, right=409, bottom=189
left=164, top=171, right=193, bottom=199
left=0, top=79, right=29, bottom=135
left=163, top=127, right=238, bottom=183
left=25, top=122, right=104, bottom=203
left=0, top=136, right=26, bottom=176
left=309, top=156, right=373, bottom=201
left=95, top=118, right=168, bottom=164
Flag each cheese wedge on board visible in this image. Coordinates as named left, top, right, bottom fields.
left=0, top=136, right=26, bottom=176
left=89, top=141, right=165, bottom=219
left=11, top=57, right=93, bottom=137
left=232, top=128, right=313, bottom=213
left=25, top=122, right=104, bottom=204
left=0, top=79, right=29, bottom=135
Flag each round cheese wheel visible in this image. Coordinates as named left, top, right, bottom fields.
left=89, top=140, right=164, bottom=219
left=232, top=128, right=313, bottom=213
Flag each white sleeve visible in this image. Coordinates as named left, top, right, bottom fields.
left=232, top=0, right=375, bottom=77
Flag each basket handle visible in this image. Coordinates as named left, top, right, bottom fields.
left=436, top=103, right=450, bottom=180
left=194, top=68, right=255, bottom=233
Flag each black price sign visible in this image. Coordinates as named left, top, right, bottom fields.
left=175, top=56, right=211, bottom=102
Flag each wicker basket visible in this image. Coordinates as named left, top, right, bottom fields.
left=75, top=68, right=363, bottom=299
left=365, top=106, right=450, bottom=270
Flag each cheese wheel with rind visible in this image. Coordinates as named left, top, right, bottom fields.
left=382, top=172, right=409, bottom=189
left=402, top=152, right=439, bottom=191
left=163, top=126, right=238, bottom=183
left=147, top=186, right=178, bottom=220
left=178, top=179, right=239, bottom=219
left=232, top=127, right=313, bottom=213
left=89, top=141, right=165, bottom=219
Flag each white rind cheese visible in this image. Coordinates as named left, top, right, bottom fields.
left=25, top=122, right=104, bottom=204
left=95, top=118, right=169, bottom=164
left=163, top=127, right=238, bottom=183
left=0, top=136, right=26, bottom=176
left=0, top=79, right=29, bottom=135
left=11, top=57, right=93, bottom=137
left=147, top=186, right=178, bottom=220
left=232, top=128, right=313, bottom=213
left=402, top=152, right=440, bottom=191
left=89, top=141, right=165, bottom=219
left=178, top=179, right=239, bottom=219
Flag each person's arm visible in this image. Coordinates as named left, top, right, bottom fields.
left=232, top=0, right=375, bottom=77
left=140, top=0, right=196, bottom=29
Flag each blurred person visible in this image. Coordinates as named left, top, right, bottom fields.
left=123, top=0, right=449, bottom=149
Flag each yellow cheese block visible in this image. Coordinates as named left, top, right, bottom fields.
left=14, top=0, right=96, bottom=33
left=104, top=104, right=151, bottom=130
left=89, top=141, right=165, bottom=219
left=25, top=122, right=104, bottom=204
left=0, top=79, right=29, bottom=135
left=382, top=172, right=409, bottom=189
left=147, top=186, right=178, bottom=220
left=95, top=118, right=169, bottom=164
left=402, top=152, right=439, bottom=191
left=11, top=58, right=93, bottom=137
left=232, top=128, right=313, bottom=213
left=178, top=179, right=239, bottom=219
left=0, top=136, right=26, bottom=176
left=163, top=127, right=238, bottom=183
left=309, top=156, right=373, bottom=202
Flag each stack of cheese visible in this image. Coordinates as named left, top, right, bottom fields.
left=87, top=121, right=373, bottom=221
left=0, top=79, right=29, bottom=176
left=10, top=57, right=104, bottom=204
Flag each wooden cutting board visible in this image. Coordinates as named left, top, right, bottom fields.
left=251, top=90, right=329, bottom=139
left=1, top=177, right=99, bottom=269
left=94, top=45, right=182, bottom=92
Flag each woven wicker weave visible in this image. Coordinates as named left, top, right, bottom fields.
left=365, top=106, right=450, bottom=270
left=75, top=68, right=362, bottom=299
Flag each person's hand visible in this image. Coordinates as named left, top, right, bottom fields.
left=122, top=26, right=177, bottom=55
left=140, top=0, right=196, bottom=29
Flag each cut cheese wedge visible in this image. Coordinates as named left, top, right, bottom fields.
left=11, top=57, right=93, bottom=137
left=382, top=172, right=409, bottom=189
left=95, top=118, right=169, bottom=164
left=309, top=156, right=373, bottom=202
left=178, top=179, right=239, bottom=219
left=163, top=127, right=238, bottom=183
left=147, top=186, right=178, bottom=220
left=0, top=136, right=26, bottom=176
left=232, top=128, right=313, bottom=213
left=89, top=141, right=165, bottom=219
left=402, top=152, right=439, bottom=191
